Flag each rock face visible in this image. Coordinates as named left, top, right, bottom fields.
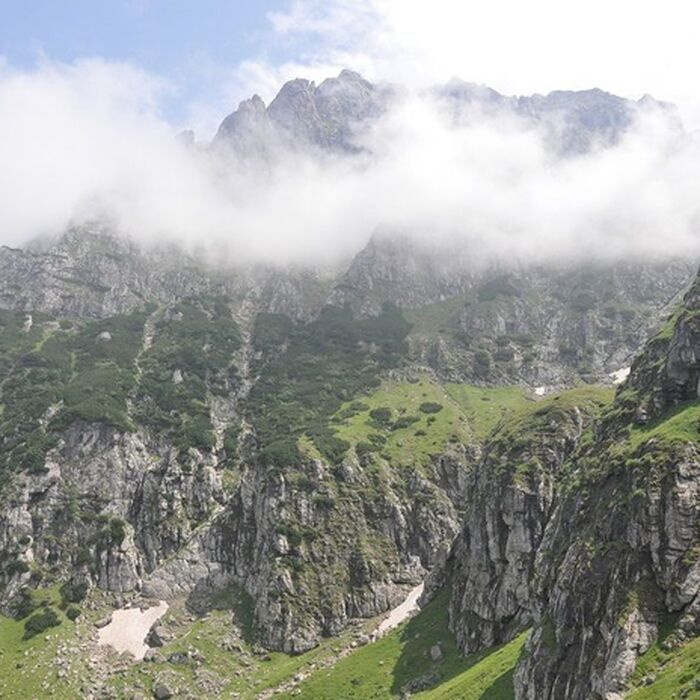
left=214, top=70, right=391, bottom=155
left=438, top=267, right=700, bottom=698
left=0, top=224, right=696, bottom=663
left=214, top=70, right=681, bottom=159
left=208, top=450, right=461, bottom=652
left=330, top=233, right=695, bottom=385
left=438, top=81, right=647, bottom=154
left=512, top=272, right=700, bottom=699
left=0, top=223, right=329, bottom=322
left=0, top=226, right=471, bottom=653
left=445, top=389, right=608, bottom=654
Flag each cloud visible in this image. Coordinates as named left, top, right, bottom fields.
left=0, top=56, right=699, bottom=268
left=263, top=0, right=700, bottom=129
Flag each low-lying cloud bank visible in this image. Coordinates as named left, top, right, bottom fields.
left=0, top=58, right=699, bottom=267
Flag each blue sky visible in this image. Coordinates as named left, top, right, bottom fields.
left=2, top=1, right=700, bottom=132
left=0, top=1, right=291, bottom=128
left=0, top=1, right=280, bottom=71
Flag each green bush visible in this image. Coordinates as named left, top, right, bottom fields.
left=5, top=559, right=30, bottom=576
left=65, top=605, right=81, bottom=621
left=356, top=441, right=378, bottom=457
left=391, top=415, right=420, bottom=430
left=109, top=518, right=126, bottom=544
left=60, top=580, right=88, bottom=606
left=419, top=402, right=443, bottom=414
left=23, top=607, right=61, bottom=639
left=12, top=588, right=37, bottom=619
left=475, top=349, right=493, bottom=370
left=368, top=434, right=387, bottom=447
left=260, top=438, right=301, bottom=468
left=369, top=407, right=393, bottom=425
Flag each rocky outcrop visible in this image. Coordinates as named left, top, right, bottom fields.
left=330, top=233, right=695, bottom=385
left=214, top=70, right=682, bottom=160
left=0, top=224, right=697, bottom=665
left=443, top=390, right=608, bottom=654
left=214, top=70, right=392, bottom=155
left=0, top=422, right=225, bottom=598
left=510, top=270, right=700, bottom=698
left=0, top=223, right=329, bottom=322
left=425, top=268, right=700, bottom=699
left=515, top=438, right=700, bottom=700
left=0, top=227, right=471, bottom=652
left=208, top=449, right=463, bottom=652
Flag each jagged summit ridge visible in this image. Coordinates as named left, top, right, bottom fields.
left=214, top=68, right=390, bottom=154
left=213, top=69, right=682, bottom=157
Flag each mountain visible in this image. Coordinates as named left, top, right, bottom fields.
left=420, top=267, right=700, bottom=699
left=0, top=221, right=695, bottom=697
left=266, top=265, right=700, bottom=700
left=213, top=69, right=392, bottom=156
left=213, top=70, right=680, bottom=157
left=0, top=71, right=698, bottom=699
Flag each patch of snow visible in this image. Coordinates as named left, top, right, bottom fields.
left=377, top=582, right=424, bottom=636
left=23, top=314, right=32, bottom=333
left=610, top=367, right=631, bottom=385
left=534, top=386, right=546, bottom=396
left=97, top=600, right=168, bottom=660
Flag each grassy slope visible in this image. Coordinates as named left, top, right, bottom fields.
left=444, top=384, right=536, bottom=441
left=330, top=376, right=533, bottom=466
left=0, top=588, right=86, bottom=699
left=286, top=590, right=527, bottom=700
left=108, top=590, right=382, bottom=699
left=626, top=621, right=700, bottom=699
left=627, top=399, right=700, bottom=450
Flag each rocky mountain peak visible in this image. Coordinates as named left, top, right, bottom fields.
left=214, top=70, right=685, bottom=161
left=214, top=69, right=391, bottom=154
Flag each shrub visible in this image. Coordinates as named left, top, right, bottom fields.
left=260, top=438, right=300, bottom=468
left=369, top=407, right=392, bottom=425
left=5, top=559, right=30, bottom=576
left=356, top=441, right=377, bottom=457
left=391, top=415, right=420, bottom=430
left=65, top=605, right=81, bottom=621
left=368, top=434, right=387, bottom=447
left=312, top=494, right=335, bottom=509
left=109, top=518, right=126, bottom=545
left=419, top=402, right=443, bottom=414
left=308, top=430, right=350, bottom=464
left=474, top=349, right=492, bottom=370
left=60, top=580, right=88, bottom=606
left=12, top=588, right=37, bottom=619
left=494, top=348, right=515, bottom=362
left=23, top=607, right=61, bottom=639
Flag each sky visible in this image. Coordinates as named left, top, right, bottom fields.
left=1, top=1, right=700, bottom=264
left=3, top=0, right=700, bottom=134
left=0, top=0, right=283, bottom=132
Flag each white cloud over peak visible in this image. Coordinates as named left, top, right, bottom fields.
left=263, top=0, right=700, bottom=129
left=0, top=55, right=699, bottom=267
